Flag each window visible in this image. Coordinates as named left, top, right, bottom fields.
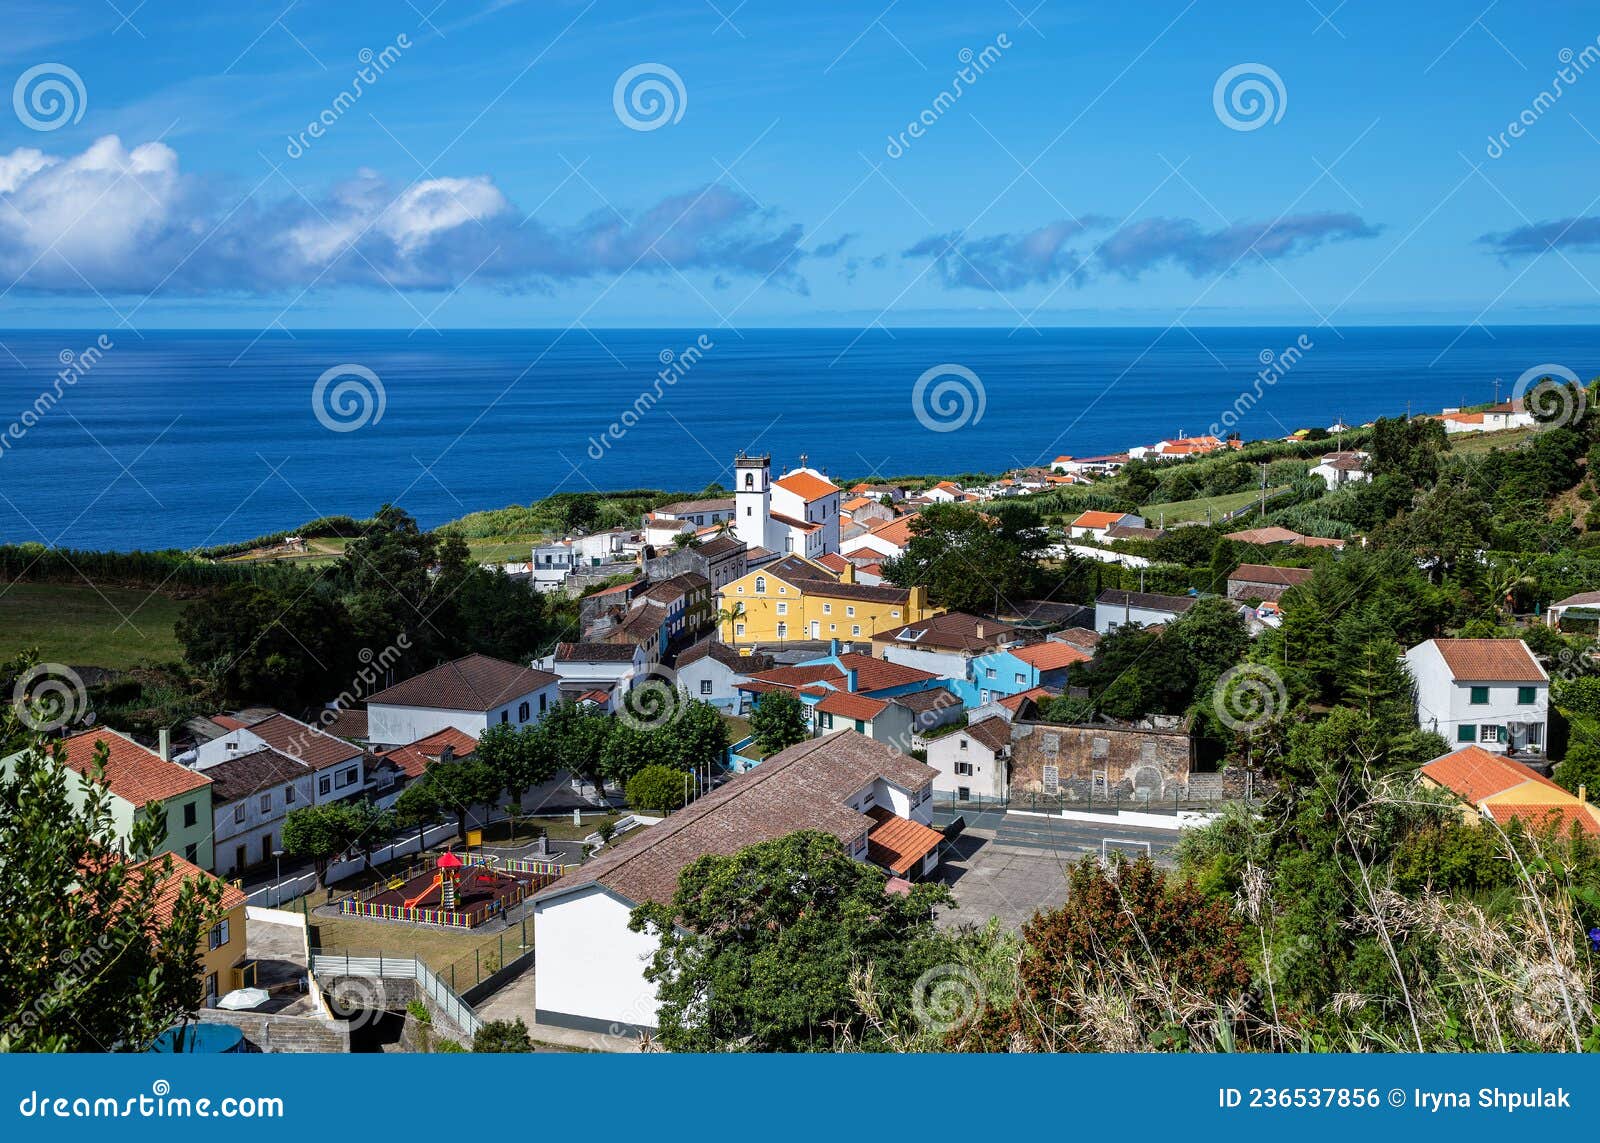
left=1469, top=686, right=1490, bottom=705
left=819, top=712, right=834, bottom=729
left=184, top=844, right=198, bottom=863
left=259, top=793, right=272, bottom=813
left=500, top=710, right=509, bottom=724
left=1518, top=686, right=1537, bottom=704
left=284, top=784, right=295, bottom=804
left=183, top=802, right=197, bottom=828
left=1480, top=725, right=1502, bottom=743
left=319, top=776, right=332, bottom=795
left=852, top=625, right=861, bottom=636
left=539, top=693, right=548, bottom=713
left=956, top=761, right=974, bottom=776
left=208, top=919, right=230, bottom=950
left=336, top=767, right=357, bottom=788
left=1457, top=725, right=1476, bottom=743
left=776, top=602, right=787, bottom=615
left=1527, top=722, right=1545, bottom=746
left=735, top=623, right=746, bottom=636
left=518, top=700, right=530, bottom=722
left=846, top=606, right=856, bottom=617
left=1015, top=673, right=1026, bottom=685
left=1042, top=764, right=1060, bottom=795
left=776, top=623, right=788, bottom=639
left=700, top=679, right=713, bottom=695
left=204, top=972, right=218, bottom=1002
left=823, top=603, right=831, bottom=614
left=829, top=624, right=836, bottom=632
left=755, top=576, right=767, bottom=594
left=958, top=738, right=968, bottom=750
left=891, top=611, right=900, bottom=619
left=958, top=786, right=971, bottom=801
left=985, top=668, right=996, bottom=679
left=233, top=804, right=246, bottom=824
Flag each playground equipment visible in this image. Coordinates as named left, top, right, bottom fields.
left=402, top=851, right=466, bottom=909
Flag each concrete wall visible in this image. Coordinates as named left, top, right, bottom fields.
left=532, top=883, right=662, bottom=1035
left=368, top=682, right=557, bottom=747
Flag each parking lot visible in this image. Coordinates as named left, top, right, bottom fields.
left=932, top=808, right=1183, bottom=931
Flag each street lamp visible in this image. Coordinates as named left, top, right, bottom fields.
left=272, top=849, right=284, bottom=908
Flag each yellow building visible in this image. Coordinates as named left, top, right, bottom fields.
left=145, top=855, right=252, bottom=1004
left=718, top=554, right=938, bottom=645
left=1420, top=745, right=1600, bottom=837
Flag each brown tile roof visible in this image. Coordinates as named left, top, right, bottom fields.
left=697, top=536, right=744, bottom=559
left=60, top=730, right=210, bottom=807
left=210, top=714, right=250, bottom=732
left=892, top=688, right=962, bottom=715
left=1554, top=591, right=1600, bottom=608
left=1421, top=745, right=1564, bottom=804
left=674, top=638, right=772, bottom=673
left=1292, top=536, right=1346, bottom=549
left=1224, top=526, right=1304, bottom=545
left=1230, top=564, right=1315, bottom=588
left=368, top=653, right=559, bottom=712
left=556, top=641, right=640, bottom=663
left=319, top=707, right=369, bottom=741
left=656, top=497, right=733, bottom=516
left=877, top=611, right=1017, bottom=653
left=203, top=747, right=310, bottom=804
left=1427, top=638, right=1546, bottom=683
left=837, top=652, right=939, bottom=692
left=964, top=715, right=1013, bottom=752
left=742, top=662, right=846, bottom=690
left=244, top=713, right=364, bottom=772
left=1056, top=627, right=1100, bottom=649
left=1096, top=589, right=1198, bottom=615
left=1010, top=641, right=1093, bottom=670
left=864, top=806, right=944, bottom=876
left=533, top=731, right=935, bottom=907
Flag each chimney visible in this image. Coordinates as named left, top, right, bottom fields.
left=830, top=637, right=841, bottom=657
left=844, top=666, right=859, bottom=693
left=158, top=727, right=170, bottom=762
left=1582, top=784, right=1589, bottom=805
left=975, top=622, right=985, bottom=639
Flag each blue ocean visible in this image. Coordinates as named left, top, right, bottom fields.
left=1, top=326, right=1596, bottom=552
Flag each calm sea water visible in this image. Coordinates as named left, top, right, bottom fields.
left=1, top=326, right=1596, bottom=552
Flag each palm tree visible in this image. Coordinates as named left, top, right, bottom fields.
left=715, top=600, right=746, bottom=636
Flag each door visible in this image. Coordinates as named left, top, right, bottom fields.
left=263, top=835, right=273, bottom=864
left=235, top=844, right=247, bottom=874
left=810, top=621, right=820, bottom=639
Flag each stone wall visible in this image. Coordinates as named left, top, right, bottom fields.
left=198, top=1008, right=350, bottom=1053
left=1008, top=718, right=1194, bottom=802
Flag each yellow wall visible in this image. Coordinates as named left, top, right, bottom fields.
left=198, top=899, right=249, bottom=1000
left=719, top=569, right=936, bottom=644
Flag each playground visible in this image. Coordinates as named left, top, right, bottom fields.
left=338, top=852, right=565, bottom=930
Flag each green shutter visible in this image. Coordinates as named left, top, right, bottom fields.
left=1469, top=686, right=1489, bottom=705
left=1457, top=725, right=1476, bottom=743
left=1518, top=686, right=1536, bottom=704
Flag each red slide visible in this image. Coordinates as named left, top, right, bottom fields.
left=404, top=874, right=443, bottom=908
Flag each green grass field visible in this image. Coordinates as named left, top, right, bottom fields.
left=0, top=582, right=188, bottom=668
left=1138, top=487, right=1287, bottom=527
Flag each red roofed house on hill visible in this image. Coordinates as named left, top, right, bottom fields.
left=1404, top=638, right=1549, bottom=756
left=531, top=731, right=942, bottom=1035
left=1421, top=744, right=1600, bottom=837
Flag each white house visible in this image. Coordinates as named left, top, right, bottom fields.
left=366, top=653, right=561, bottom=747
left=1546, top=590, right=1600, bottom=630
left=531, top=541, right=579, bottom=593
left=541, top=641, right=647, bottom=705
left=1310, top=450, right=1372, bottom=491
left=531, top=731, right=942, bottom=1035
left=873, top=611, right=1019, bottom=686
left=1068, top=510, right=1147, bottom=542
left=732, top=452, right=842, bottom=559
left=924, top=715, right=1011, bottom=800
left=205, top=746, right=315, bottom=877
left=671, top=639, right=772, bottom=711
left=1094, top=589, right=1197, bottom=633
left=1404, top=637, right=1549, bottom=755
left=1436, top=403, right=1535, bottom=435
left=191, top=712, right=365, bottom=807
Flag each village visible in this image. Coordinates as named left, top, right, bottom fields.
left=9, top=386, right=1598, bottom=1054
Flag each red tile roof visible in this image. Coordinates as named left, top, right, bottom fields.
left=60, top=730, right=210, bottom=807
left=1010, top=641, right=1093, bottom=670
left=1230, top=564, right=1315, bottom=587
left=1485, top=802, right=1600, bottom=836
left=836, top=652, right=939, bottom=692
left=775, top=470, right=840, bottom=501
left=1426, top=638, right=1546, bottom=683
left=375, top=726, right=478, bottom=780
left=1070, top=510, right=1128, bottom=529
left=1421, top=745, right=1564, bottom=804
left=815, top=691, right=891, bottom=721
left=998, top=686, right=1057, bottom=714
left=815, top=553, right=851, bottom=574
left=865, top=806, right=945, bottom=876
left=135, top=854, right=246, bottom=927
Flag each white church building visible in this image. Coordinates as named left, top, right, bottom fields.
left=732, top=452, right=842, bottom=560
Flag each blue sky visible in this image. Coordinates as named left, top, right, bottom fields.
left=1, top=0, right=1598, bottom=328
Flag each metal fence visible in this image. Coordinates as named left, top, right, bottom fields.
left=936, top=785, right=1254, bottom=817
left=308, top=951, right=482, bottom=1039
